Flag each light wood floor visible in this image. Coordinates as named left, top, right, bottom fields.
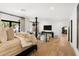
left=32, top=34, right=76, bottom=56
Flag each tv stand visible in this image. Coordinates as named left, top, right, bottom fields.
left=41, top=31, right=54, bottom=42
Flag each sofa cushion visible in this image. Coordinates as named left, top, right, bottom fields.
left=28, top=34, right=37, bottom=44
left=16, top=32, right=37, bottom=44
left=5, top=27, right=14, bottom=41
left=16, top=36, right=33, bottom=47
left=0, top=27, right=7, bottom=43
left=16, top=32, right=30, bottom=38
left=0, top=38, right=22, bottom=56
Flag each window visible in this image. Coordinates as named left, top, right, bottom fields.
left=1, top=20, right=20, bottom=32
left=12, top=22, right=19, bottom=32
left=3, top=22, right=9, bottom=27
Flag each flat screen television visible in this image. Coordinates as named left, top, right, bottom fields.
left=44, top=25, right=52, bottom=30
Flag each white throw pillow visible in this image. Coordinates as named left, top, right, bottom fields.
left=19, top=37, right=33, bottom=47
left=0, top=27, right=7, bottom=43
left=5, top=27, right=14, bottom=41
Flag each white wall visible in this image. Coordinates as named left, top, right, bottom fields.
left=28, top=17, right=68, bottom=36
left=39, top=19, right=68, bottom=36
left=20, top=18, right=25, bottom=32
left=25, top=17, right=30, bottom=32
left=69, top=4, right=79, bottom=56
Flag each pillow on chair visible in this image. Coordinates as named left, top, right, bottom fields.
left=5, top=27, right=14, bottom=41
left=0, top=27, right=7, bottom=43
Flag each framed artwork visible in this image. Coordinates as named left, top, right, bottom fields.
left=68, top=26, right=70, bottom=41
left=68, top=20, right=72, bottom=43
left=71, top=20, right=73, bottom=42
left=77, top=4, right=79, bottom=49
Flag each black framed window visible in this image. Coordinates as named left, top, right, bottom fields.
left=3, top=21, right=9, bottom=27
left=1, top=20, right=20, bottom=32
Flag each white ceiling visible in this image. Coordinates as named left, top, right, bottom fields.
left=0, top=3, right=77, bottom=21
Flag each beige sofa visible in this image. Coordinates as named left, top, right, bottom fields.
left=0, top=27, right=37, bottom=56
left=0, top=27, right=22, bottom=56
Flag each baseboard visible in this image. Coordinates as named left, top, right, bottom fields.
left=70, top=42, right=79, bottom=56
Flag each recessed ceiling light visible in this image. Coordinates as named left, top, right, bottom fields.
left=50, top=6, right=55, bottom=10
left=20, top=9, right=26, bottom=12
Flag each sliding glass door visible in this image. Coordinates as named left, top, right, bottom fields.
left=3, top=22, right=9, bottom=27
left=1, top=20, right=20, bottom=32
left=11, top=22, right=20, bottom=32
